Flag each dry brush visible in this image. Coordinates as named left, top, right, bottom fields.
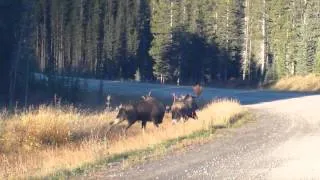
left=0, top=98, right=245, bottom=179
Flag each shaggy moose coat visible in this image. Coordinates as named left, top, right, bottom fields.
left=171, top=94, right=199, bottom=123
left=109, top=96, right=165, bottom=131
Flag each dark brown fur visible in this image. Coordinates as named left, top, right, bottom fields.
left=171, top=94, right=199, bottom=123
left=109, top=96, right=165, bottom=132
left=192, top=83, right=203, bottom=97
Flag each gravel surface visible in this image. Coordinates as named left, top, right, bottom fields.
left=49, top=77, right=319, bottom=179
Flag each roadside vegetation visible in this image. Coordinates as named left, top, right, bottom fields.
left=0, top=98, right=248, bottom=179
left=270, top=74, right=320, bottom=92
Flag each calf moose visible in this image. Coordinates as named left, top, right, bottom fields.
left=171, top=94, right=199, bottom=124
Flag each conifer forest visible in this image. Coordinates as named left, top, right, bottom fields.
left=1, top=0, right=320, bottom=103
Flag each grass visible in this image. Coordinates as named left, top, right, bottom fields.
left=0, top=98, right=247, bottom=179
left=270, top=74, right=320, bottom=92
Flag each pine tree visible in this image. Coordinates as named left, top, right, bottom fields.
left=136, top=0, right=153, bottom=81
left=0, top=0, right=22, bottom=97
left=268, top=0, right=292, bottom=78
left=149, top=0, right=172, bottom=81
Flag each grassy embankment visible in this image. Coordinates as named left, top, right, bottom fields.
left=0, top=98, right=250, bottom=179
left=270, top=74, right=320, bottom=92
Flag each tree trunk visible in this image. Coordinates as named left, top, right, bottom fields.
left=226, top=0, right=229, bottom=48
left=9, top=37, right=22, bottom=110
left=170, top=1, right=173, bottom=27
left=24, top=51, right=30, bottom=108
left=249, top=38, right=252, bottom=80
left=225, top=0, right=230, bottom=81
left=261, top=0, right=266, bottom=76
left=170, top=0, right=173, bottom=40
left=242, top=0, right=249, bottom=80
left=183, top=1, right=186, bottom=23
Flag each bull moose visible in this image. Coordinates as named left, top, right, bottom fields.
left=108, top=95, right=165, bottom=134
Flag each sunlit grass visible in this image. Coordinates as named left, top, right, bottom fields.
left=271, top=74, right=320, bottom=92
left=0, top=99, right=246, bottom=179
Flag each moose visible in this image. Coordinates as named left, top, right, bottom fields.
left=108, top=94, right=166, bottom=134
left=170, top=83, right=203, bottom=124
left=171, top=94, right=199, bottom=124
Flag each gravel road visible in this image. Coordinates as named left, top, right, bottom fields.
left=51, top=77, right=319, bottom=180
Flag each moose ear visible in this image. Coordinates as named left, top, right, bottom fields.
left=148, top=91, right=152, bottom=96
left=141, top=95, right=146, bottom=100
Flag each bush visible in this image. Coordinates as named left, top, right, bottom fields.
left=0, top=105, right=114, bottom=153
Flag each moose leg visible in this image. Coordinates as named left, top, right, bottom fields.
left=125, top=121, right=135, bottom=131
left=194, top=113, right=198, bottom=120
left=189, top=112, right=196, bottom=120
left=141, top=121, right=147, bottom=135
left=153, top=122, right=159, bottom=128
left=176, top=112, right=184, bottom=123
left=123, top=121, right=135, bottom=137
left=192, top=111, right=198, bottom=120
left=107, top=118, right=124, bottom=134
left=183, top=116, right=189, bottom=122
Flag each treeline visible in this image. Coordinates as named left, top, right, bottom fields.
left=245, top=0, right=320, bottom=81
left=5, top=0, right=244, bottom=86
left=29, top=0, right=243, bottom=83
left=1, top=0, right=320, bottom=103
left=0, top=0, right=23, bottom=101
left=32, top=0, right=152, bottom=80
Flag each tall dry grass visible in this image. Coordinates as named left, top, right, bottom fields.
left=0, top=99, right=245, bottom=179
left=271, top=74, right=320, bottom=92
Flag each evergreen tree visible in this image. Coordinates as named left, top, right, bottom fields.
left=149, top=0, right=172, bottom=81
left=3, top=0, right=320, bottom=101
left=136, top=0, right=153, bottom=81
